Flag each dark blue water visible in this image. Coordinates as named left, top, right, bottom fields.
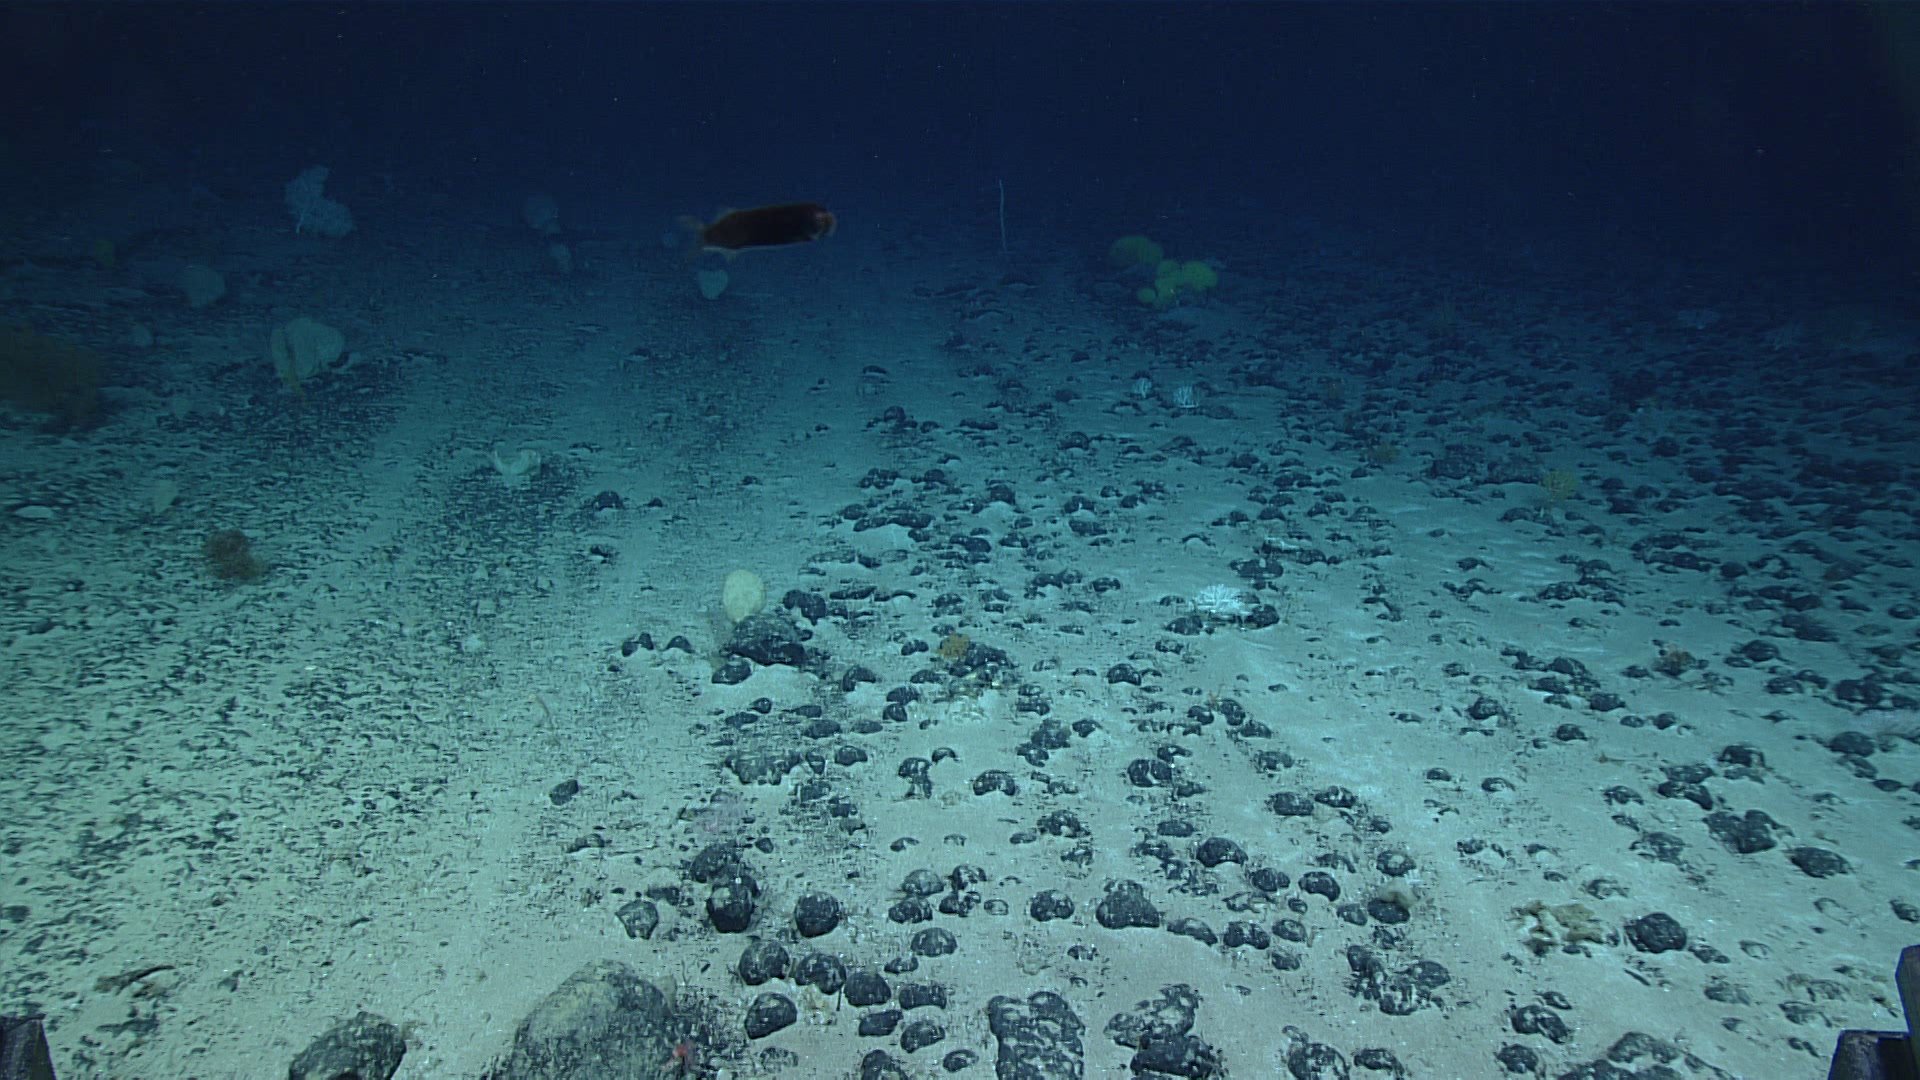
left=4, top=3, right=1908, bottom=281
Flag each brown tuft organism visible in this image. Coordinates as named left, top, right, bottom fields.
left=1653, top=645, right=1694, bottom=677
left=936, top=632, right=971, bottom=662
left=0, top=325, right=103, bottom=431
left=204, top=529, right=267, bottom=582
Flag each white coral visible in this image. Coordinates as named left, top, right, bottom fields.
left=285, top=165, right=355, bottom=237
left=1191, top=585, right=1251, bottom=620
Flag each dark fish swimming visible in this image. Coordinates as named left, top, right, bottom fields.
left=685, top=202, right=837, bottom=257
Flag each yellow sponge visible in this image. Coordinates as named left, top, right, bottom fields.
left=1108, top=234, right=1164, bottom=268
left=1137, top=259, right=1219, bottom=307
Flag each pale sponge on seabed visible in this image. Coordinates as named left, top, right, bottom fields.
left=490, top=447, right=542, bottom=488
left=1191, top=584, right=1251, bottom=621
left=722, top=569, right=767, bottom=624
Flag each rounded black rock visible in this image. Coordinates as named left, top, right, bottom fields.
left=1624, top=912, right=1688, bottom=954
left=910, top=927, right=957, bottom=957
left=794, top=891, right=845, bottom=937
left=707, top=874, right=759, bottom=934
left=737, top=938, right=790, bottom=985
left=744, top=992, right=798, bottom=1039
left=845, top=970, right=892, bottom=1007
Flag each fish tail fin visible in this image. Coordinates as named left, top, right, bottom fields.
left=675, top=214, right=708, bottom=251
left=675, top=215, right=715, bottom=264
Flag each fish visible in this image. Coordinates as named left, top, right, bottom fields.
left=684, top=202, right=836, bottom=257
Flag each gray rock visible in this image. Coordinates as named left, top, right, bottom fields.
left=289, top=1011, right=405, bottom=1080
left=483, top=961, right=673, bottom=1080
left=987, top=991, right=1083, bottom=1079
